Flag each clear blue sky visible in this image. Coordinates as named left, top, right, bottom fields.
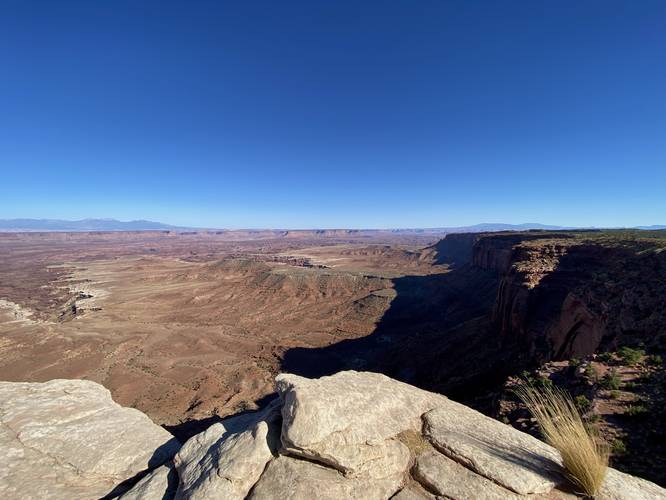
left=1, top=1, right=665, bottom=228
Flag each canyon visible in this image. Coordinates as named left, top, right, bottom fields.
left=1, top=228, right=665, bottom=493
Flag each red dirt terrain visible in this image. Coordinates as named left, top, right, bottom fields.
left=0, top=230, right=445, bottom=426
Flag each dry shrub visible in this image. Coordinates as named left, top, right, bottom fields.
left=516, top=384, right=608, bottom=497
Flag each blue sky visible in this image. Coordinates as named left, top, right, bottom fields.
left=1, top=1, right=665, bottom=228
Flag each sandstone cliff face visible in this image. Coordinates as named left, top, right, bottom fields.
left=423, top=232, right=481, bottom=267
left=431, top=231, right=666, bottom=361
left=490, top=238, right=666, bottom=360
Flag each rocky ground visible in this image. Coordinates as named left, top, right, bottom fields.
left=2, top=372, right=665, bottom=499
left=497, top=349, right=666, bottom=485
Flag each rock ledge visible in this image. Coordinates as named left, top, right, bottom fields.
left=130, top=371, right=666, bottom=500
left=2, top=373, right=665, bottom=500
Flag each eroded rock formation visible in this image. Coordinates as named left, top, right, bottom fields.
left=428, top=231, right=666, bottom=362
left=122, top=371, right=664, bottom=500
left=490, top=237, right=666, bottom=361
left=2, top=372, right=665, bottom=499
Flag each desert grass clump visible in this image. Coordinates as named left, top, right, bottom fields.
left=516, top=384, right=608, bottom=497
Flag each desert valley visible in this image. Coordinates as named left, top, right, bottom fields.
left=2, top=228, right=665, bottom=497
left=0, top=230, right=441, bottom=424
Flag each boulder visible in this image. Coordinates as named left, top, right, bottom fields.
left=0, top=379, right=179, bottom=500
left=599, top=468, right=666, bottom=500
left=423, top=405, right=562, bottom=495
left=173, top=399, right=280, bottom=499
left=414, top=449, right=520, bottom=499
left=120, top=463, right=178, bottom=500
left=248, top=454, right=405, bottom=500
left=276, top=371, right=442, bottom=475
left=390, top=483, right=437, bottom=500
left=4, top=372, right=666, bottom=500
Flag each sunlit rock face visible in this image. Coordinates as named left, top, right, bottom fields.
left=2, top=372, right=665, bottom=499
left=130, top=371, right=665, bottom=500
left=0, top=379, right=179, bottom=500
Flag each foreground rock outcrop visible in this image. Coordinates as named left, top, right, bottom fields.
left=2, top=372, right=665, bottom=499
left=0, top=379, right=179, bottom=499
left=130, top=371, right=663, bottom=500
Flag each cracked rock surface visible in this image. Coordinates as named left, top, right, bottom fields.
left=127, top=371, right=666, bottom=500
left=0, top=379, right=179, bottom=500
left=3, top=372, right=666, bottom=499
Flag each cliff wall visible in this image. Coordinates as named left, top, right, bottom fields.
left=432, top=231, right=666, bottom=361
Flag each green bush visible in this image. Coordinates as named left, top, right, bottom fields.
left=597, top=352, right=614, bottom=364
left=584, top=364, right=599, bottom=381
left=610, top=390, right=620, bottom=399
left=600, top=369, right=621, bottom=390
left=625, top=404, right=648, bottom=417
left=569, top=358, right=582, bottom=368
left=535, top=376, right=554, bottom=389
left=575, top=395, right=593, bottom=413
left=612, top=439, right=627, bottom=455
left=617, top=347, right=645, bottom=365
left=623, top=381, right=638, bottom=391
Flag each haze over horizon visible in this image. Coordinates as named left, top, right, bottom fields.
left=2, top=1, right=665, bottom=228
left=1, top=217, right=665, bottom=232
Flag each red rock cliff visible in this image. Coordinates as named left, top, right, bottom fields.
left=485, top=235, right=666, bottom=360
left=430, top=231, right=666, bottom=361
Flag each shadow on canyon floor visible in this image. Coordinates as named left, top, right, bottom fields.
left=281, top=264, right=518, bottom=406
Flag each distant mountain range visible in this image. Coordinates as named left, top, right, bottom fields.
left=0, top=219, right=663, bottom=233
left=0, top=218, right=189, bottom=232
left=434, top=223, right=571, bottom=232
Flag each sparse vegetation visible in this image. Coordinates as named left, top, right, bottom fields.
left=597, top=352, right=614, bottom=364
left=569, top=358, right=582, bottom=368
left=516, top=384, right=608, bottom=497
left=623, top=381, right=638, bottom=391
left=600, top=369, right=621, bottom=390
left=625, top=404, right=648, bottom=417
left=575, top=394, right=592, bottom=413
left=617, top=347, right=645, bottom=366
left=612, top=438, right=627, bottom=456
left=584, top=363, right=599, bottom=381
left=535, top=376, right=554, bottom=389
left=610, top=390, right=620, bottom=400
